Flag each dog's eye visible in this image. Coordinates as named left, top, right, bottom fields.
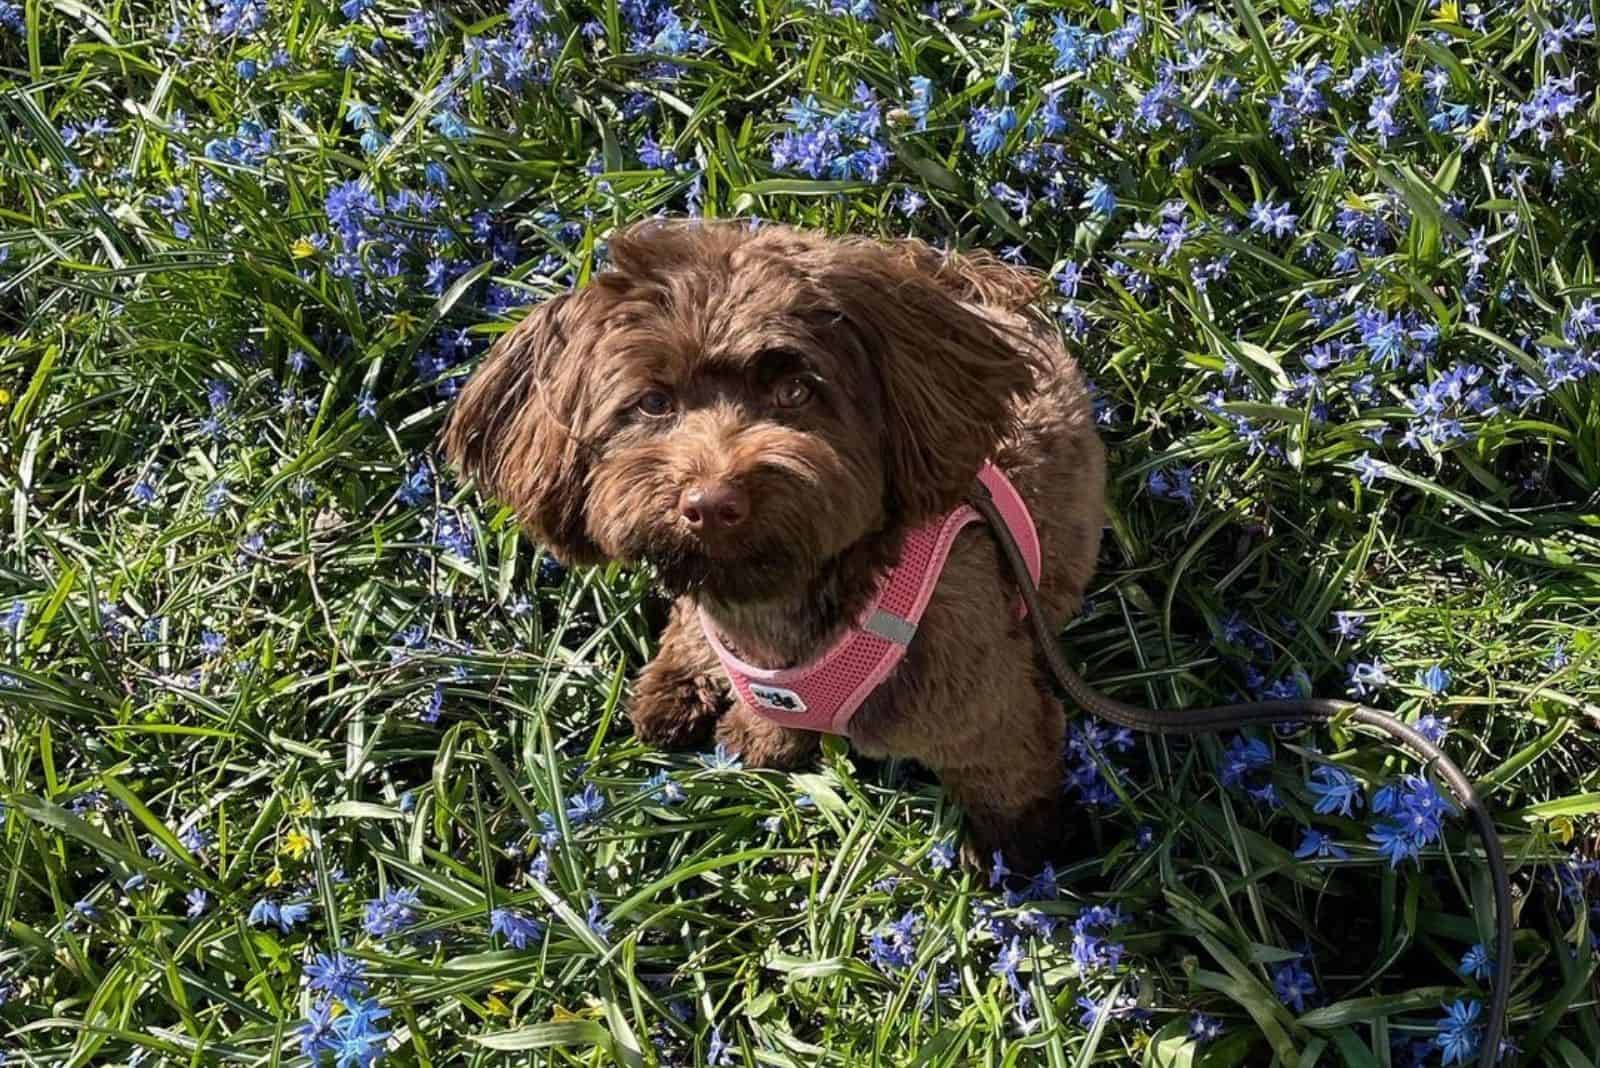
left=773, top=375, right=814, bottom=409
left=635, top=389, right=675, bottom=417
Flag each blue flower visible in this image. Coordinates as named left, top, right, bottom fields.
left=1249, top=199, right=1298, bottom=238
left=1330, top=611, right=1366, bottom=640
left=928, top=842, right=956, bottom=871
left=1345, top=659, right=1390, bottom=698
left=1069, top=903, right=1128, bottom=971
left=1459, top=943, right=1493, bottom=981
left=1419, top=664, right=1451, bottom=695
left=707, top=1026, right=733, bottom=1065
left=320, top=996, right=391, bottom=1068
left=324, top=179, right=380, bottom=242
left=1351, top=453, right=1385, bottom=487
left=700, top=743, right=743, bottom=770
left=1271, top=958, right=1317, bottom=1012
left=489, top=907, right=543, bottom=949
left=296, top=998, right=338, bottom=1058
left=990, top=936, right=1025, bottom=992
left=2, top=600, right=27, bottom=638
left=565, top=784, right=607, bottom=825
left=186, top=889, right=209, bottom=917
left=1368, top=774, right=1457, bottom=868
left=249, top=897, right=309, bottom=932
left=643, top=769, right=685, bottom=804
left=868, top=910, right=921, bottom=971
left=1189, top=1012, right=1223, bottom=1042
left=1050, top=16, right=1100, bottom=72
left=1307, top=765, right=1363, bottom=817
left=1294, top=829, right=1349, bottom=860
left=1434, top=999, right=1482, bottom=1065
left=968, top=106, right=1013, bottom=155
left=1368, top=821, right=1419, bottom=866
left=1414, top=714, right=1451, bottom=744
left=1081, top=178, right=1117, bottom=216
left=988, top=850, right=1011, bottom=887
left=586, top=893, right=613, bottom=941
left=650, top=14, right=708, bottom=54
left=1147, top=466, right=1195, bottom=507
left=906, top=75, right=932, bottom=130
left=305, top=952, right=368, bottom=999
left=397, top=462, right=432, bottom=506
left=428, top=110, right=469, bottom=140
left=1219, top=734, right=1272, bottom=789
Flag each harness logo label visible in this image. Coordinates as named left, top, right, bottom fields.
left=750, top=684, right=807, bottom=714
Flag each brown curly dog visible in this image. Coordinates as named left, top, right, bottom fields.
left=442, top=219, right=1106, bottom=870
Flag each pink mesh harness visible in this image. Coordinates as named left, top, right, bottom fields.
left=699, top=462, right=1042, bottom=736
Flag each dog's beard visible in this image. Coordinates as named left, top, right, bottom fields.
left=637, top=534, right=816, bottom=603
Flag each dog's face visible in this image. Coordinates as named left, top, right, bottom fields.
left=442, top=220, right=1041, bottom=604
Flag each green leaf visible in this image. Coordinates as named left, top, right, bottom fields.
left=470, top=1021, right=615, bottom=1052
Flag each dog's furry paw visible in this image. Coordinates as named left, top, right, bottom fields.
left=714, top=703, right=818, bottom=769
left=627, top=666, right=729, bottom=750
left=957, top=794, right=1073, bottom=881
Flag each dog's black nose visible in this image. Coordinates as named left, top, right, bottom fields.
left=679, top=483, right=749, bottom=532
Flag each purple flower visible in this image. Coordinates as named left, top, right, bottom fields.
left=1189, top=1012, right=1224, bottom=1042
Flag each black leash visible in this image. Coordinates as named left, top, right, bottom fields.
left=969, top=479, right=1512, bottom=1068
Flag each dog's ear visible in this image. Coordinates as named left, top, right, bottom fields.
left=811, top=238, right=1045, bottom=522
left=439, top=289, right=605, bottom=565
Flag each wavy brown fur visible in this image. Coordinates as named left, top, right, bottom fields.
left=442, top=219, right=1106, bottom=869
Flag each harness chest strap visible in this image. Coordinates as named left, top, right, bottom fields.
left=699, top=462, right=1042, bottom=736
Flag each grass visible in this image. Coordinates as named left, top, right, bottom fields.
left=1, top=0, right=1599, bottom=1064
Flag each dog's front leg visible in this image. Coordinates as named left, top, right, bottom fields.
left=628, top=600, right=731, bottom=750
left=935, top=691, right=1070, bottom=877
left=715, top=701, right=819, bottom=769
